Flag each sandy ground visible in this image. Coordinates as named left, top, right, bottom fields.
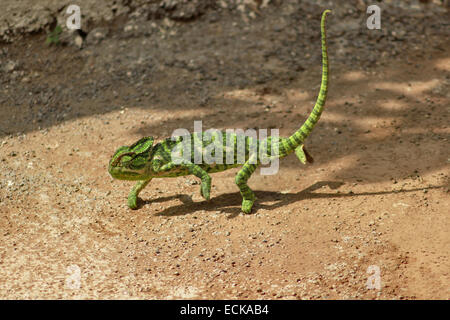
left=0, top=0, right=449, bottom=299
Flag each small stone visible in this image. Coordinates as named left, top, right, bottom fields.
left=86, top=27, right=109, bottom=45
left=3, top=60, right=18, bottom=73
left=74, top=35, right=83, bottom=49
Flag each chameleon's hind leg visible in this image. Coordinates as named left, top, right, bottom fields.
left=235, top=161, right=258, bottom=214
left=294, top=145, right=314, bottom=164
left=128, top=179, right=152, bottom=209
left=186, top=163, right=211, bottom=200
left=159, top=161, right=212, bottom=200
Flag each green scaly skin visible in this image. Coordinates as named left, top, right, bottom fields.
left=109, top=10, right=331, bottom=213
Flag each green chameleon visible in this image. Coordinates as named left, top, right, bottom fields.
left=109, top=10, right=331, bottom=214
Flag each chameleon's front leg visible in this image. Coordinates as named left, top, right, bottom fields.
left=128, top=179, right=152, bottom=209
left=160, top=161, right=212, bottom=200
left=235, top=161, right=258, bottom=214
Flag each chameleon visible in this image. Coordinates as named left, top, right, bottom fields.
left=108, top=9, right=331, bottom=214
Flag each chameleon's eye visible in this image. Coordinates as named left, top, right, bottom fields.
left=110, top=152, right=136, bottom=167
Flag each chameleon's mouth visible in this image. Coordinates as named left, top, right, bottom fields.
left=108, top=166, right=142, bottom=180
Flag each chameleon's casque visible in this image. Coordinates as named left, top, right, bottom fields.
left=109, top=10, right=332, bottom=213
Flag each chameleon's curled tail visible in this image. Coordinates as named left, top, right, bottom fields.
left=277, top=9, right=331, bottom=157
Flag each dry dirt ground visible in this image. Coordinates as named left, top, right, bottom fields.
left=0, top=1, right=449, bottom=299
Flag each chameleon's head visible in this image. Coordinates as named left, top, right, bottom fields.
left=108, top=137, right=154, bottom=180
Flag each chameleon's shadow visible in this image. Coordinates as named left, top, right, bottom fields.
left=148, top=181, right=444, bottom=219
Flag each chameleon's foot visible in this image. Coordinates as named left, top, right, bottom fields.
left=127, top=193, right=139, bottom=209
left=127, top=179, right=151, bottom=210
left=200, top=176, right=211, bottom=200
left=241, top=199, right=255, bottom=214
left=295, top=145, right=314, bottom=164
left=235, top=161, right=258, bottom=214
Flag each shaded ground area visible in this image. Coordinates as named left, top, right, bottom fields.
left=0, top=0, right=449, bottom=299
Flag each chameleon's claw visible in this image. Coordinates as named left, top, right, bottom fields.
left=127, top=193, right=139, bottom=209
left=295, top=145, right=314, bottom=164
left=200, top=182, right=211, bottom=200
left=126, top=179, right=151, bottom=210
left=241, top=199, right=255, bottom=214
left=200, top=175, right=211, bottom=200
